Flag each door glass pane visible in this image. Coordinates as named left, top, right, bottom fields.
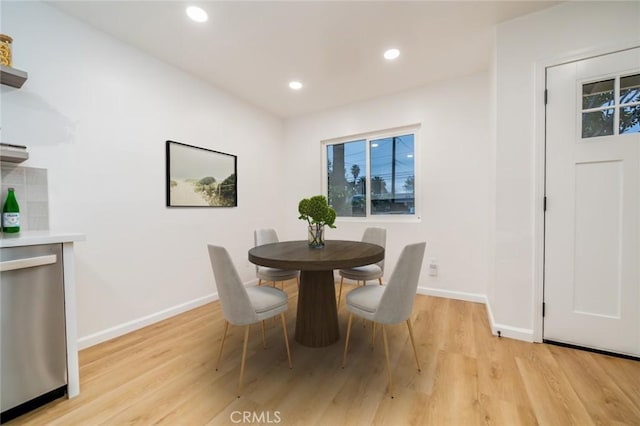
left=582, top=79, right=614, bottom=109
left=582, top=109, right=615, bottom=138
left=620, top=74, right=640, bottom=105
left=370, top=134, right=415, bottom=215
left=620, top=105, right=640, bottom=134
left=327, top=140, right=366, bottom=217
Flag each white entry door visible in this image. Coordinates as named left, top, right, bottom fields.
left=544, top=47, right=640, bottom=357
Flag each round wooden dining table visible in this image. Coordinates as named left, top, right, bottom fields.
left=248, top=240, right=384, bottom=347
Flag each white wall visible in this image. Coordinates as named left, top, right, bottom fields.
left=1, top=1, right=285, bottom=347
left=493, top=1, right=640, bottom=339
left=282, top=72, right=492, bottom=302
left=7, top=1, right=635, bottom=349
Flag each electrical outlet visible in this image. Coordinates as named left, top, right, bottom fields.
left=429, top=257, right=438, bottom=276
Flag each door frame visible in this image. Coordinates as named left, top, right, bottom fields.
left=533, top=41, right=640, bottom=342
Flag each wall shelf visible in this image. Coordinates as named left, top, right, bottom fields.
left=0, top=64, right=28, bottom=88
left=0, top=143, right=29, bottom=163
left=0, top=149, right=29, bottom=163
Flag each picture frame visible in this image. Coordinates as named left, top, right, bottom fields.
left=166, top=140, right=237, bottom=207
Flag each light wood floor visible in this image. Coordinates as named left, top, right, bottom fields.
left=9, top=280, right=640, bottom=425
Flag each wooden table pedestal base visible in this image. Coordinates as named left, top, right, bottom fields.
left=294, top=270, right=340, bottom=347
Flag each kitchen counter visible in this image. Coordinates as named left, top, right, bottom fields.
left=0, top=230, right=85, bottom=402
left=0, top=231, right=85, bottom=248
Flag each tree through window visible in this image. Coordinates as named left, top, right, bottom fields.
left=325, top=130, right=416, bottom=218
left=582, top=73, right=640, bottom=138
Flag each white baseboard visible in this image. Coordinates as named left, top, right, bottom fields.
left=417, top=286, right=534, bottom=342
left=78, top=283, right=534, bottom=349
left=77, top=292, right=219, bottom=350
left=484, top=299, right=534, bottom=342
left=417, top=286, right=487, bottom=304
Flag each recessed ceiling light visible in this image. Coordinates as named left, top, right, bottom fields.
left=371, top=143, right=379, bottom=148
left=384, top=48, right=400, bottom=60
left=289, top=81, right=303, bottom=90
left=407, top=154, right=414, bottom=158
left=186, top=6, right=208, bottom=23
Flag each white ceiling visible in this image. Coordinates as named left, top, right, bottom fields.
left=49, top=1, right=560, bottom=118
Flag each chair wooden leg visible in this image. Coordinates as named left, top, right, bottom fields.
left=337, top=276, right=344, bottom=307
left=261, top=320, right=266, bottom=349
left=238, top=325, right=250, bottom=397
left=258, top=279, right=263, bottom=286
left=342, top=313, right=354, bottom=368
left=381, top=325, right=394, bottom=398
left=280, top=313, right=292, bottom=369
left=378, top=277, right=383, bottom=285
left=406, top=319, right=421, bottom=372
left=371, top=322, right=376, bottom=349
left=216, top=320, right=229, bottom=371
left=359, top=282, right=368, bottom=327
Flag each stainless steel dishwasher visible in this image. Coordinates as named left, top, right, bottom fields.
left=1, top=243, right=67, bottom=423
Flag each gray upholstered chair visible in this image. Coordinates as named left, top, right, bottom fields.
left=208, top=244, right=292, bottom=396
left=254, top=228, right=300, bottom=290
left=342, top=242, right=426, bottom=398
left=337, top=227, right=386, bottom=306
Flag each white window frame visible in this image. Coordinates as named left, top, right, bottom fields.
left=321, top=124, right=422, bottom=223
left=578, top=71, right=640, bottom=140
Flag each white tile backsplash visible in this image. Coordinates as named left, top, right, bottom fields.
left=26, top=167, right=48, bottom=185
left=0, top=162, right=49, bottom=231
left=25, top=183, right=48, bottom=202
left=1, top=165, right=25, bottom=185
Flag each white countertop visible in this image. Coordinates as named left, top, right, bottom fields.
left=0, top=231, right=85, bottom=248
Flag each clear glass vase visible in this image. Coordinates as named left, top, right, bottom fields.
left=308, top=223, right=325, bottom=248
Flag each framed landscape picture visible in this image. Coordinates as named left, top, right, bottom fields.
left=166, top=140, right=237, bottom=207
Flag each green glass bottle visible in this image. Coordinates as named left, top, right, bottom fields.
left=2, top=187, right=20, bottom=233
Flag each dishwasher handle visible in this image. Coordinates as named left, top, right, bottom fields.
left=0, top=254, right=58, bottom=272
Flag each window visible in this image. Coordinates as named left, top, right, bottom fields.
left=581, top=73, right=640, bottom=139
left=324, top=127, right=417, bottom=219
left=620, top=74, right=640, bottom=135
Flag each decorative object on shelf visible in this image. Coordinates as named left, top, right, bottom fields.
left=298, top=195, right=336, bottom=248
left=0, top=33, right=28, bottom=89
left=166, top=140, right=237, bottom=207
left=0, top=34, right=13, bottom=66
left=2, top=187, right=20, bottom=233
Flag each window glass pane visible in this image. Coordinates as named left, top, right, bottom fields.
left=582, top=109, right=614, bottom=138
left=582, top=79, right=614, bottom=109
left=327, top=140, right=366, bottom=217
left=620, top=105, right=640, bottom=134
left=369, top=134, right=415, bottom=215
left=620, top=74, right=640, bottom=105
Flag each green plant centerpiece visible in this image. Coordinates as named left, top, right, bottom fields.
left=298, top=195, right=337, bottom=248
